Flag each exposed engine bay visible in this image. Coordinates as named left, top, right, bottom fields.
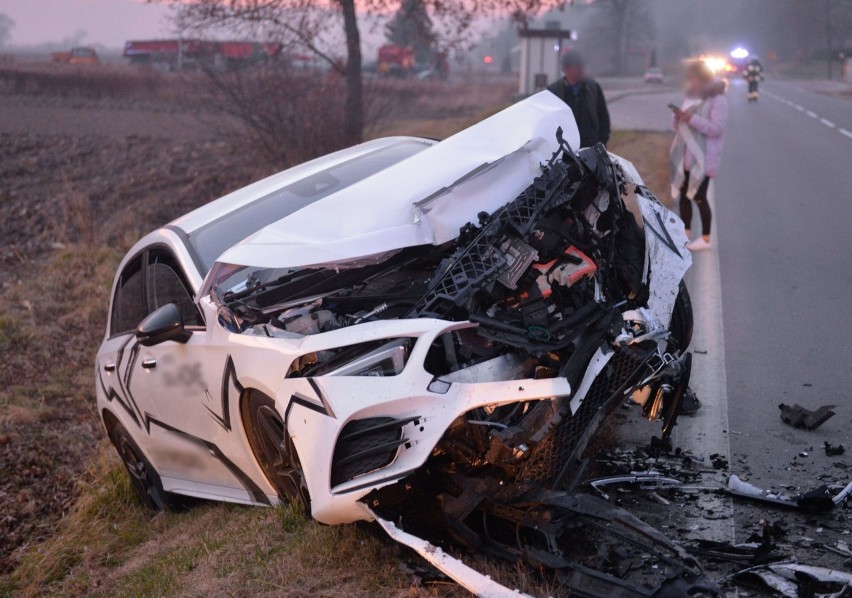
left=212, top=133, right=704, bottom=594
left=216, top=132, right=691, bottom=446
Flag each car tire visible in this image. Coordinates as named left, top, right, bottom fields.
left=110, top=422, right=175, bottom=511
left=667, top=281, right=694, bottom=353
left=242, top=391, right=311, bottom=513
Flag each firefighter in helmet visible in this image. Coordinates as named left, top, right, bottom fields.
left=743, top=58, right=764, bottom=102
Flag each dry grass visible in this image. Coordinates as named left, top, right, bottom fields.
left=608, top=129, right=675, bottom=206
left=0, top=242, right=121, bottom=572
left=0, top=136, right=264, bottom=572
left=2, top=444, right=460, bottom=598
left=3, top=448, right=556, bottom=597
left=368, top=78, right=514, bottom=141
left=0, top=63, right=201, bottom=104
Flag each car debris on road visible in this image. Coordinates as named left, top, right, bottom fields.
left=728, top=562, right=852, bottom=597
left=825, top=442, right=846, bottom=457
left=726, top=474, right=852, bottom=513
left=779, top=403, right=837, bottom=430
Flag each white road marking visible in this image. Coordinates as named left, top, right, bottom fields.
left=674, top=184, right=735, bottom=544
left=770, top=90, right=850, bottom=141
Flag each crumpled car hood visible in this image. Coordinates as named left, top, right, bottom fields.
left=215, top=91, right=581, bottom=270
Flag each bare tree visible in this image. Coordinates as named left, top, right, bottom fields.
left=592, top=0, right=654, bottom=75
left=199, top=63, right=405, bottom=167
left=599, top=0, right=630, bottom=74
left=386, top=0, right=436, bottom=62
left=156, top=1, right=568, bottom=145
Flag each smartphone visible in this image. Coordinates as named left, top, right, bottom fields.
left=667, top=103, right=681, bottom=112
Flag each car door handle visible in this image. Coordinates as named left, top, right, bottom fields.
left=141, top=358, right=157, bottom=369
left=104, top=362, right=116, bottom=372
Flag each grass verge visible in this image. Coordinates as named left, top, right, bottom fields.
left=2, top=443, right=456, bottom=598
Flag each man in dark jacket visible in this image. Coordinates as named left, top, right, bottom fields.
left=547, top=51, right=611, bottom=147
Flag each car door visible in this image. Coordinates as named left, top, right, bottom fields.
left=133, top=248, right=244, bottom=494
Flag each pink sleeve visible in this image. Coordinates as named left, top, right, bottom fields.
left=688, top=96, right=727, bottom=138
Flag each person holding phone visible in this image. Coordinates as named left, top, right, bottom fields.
left=668, top=60, right=728, bottom=252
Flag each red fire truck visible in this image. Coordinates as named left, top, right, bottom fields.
left=377, top=45, right=416, bottom=78
left=123, top=40, right=282, bottom=71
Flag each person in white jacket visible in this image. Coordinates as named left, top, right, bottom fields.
left=669, top=60, right=729, bottom=252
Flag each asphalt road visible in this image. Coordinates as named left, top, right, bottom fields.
left=718, top=78, right=852, bottom=494
left=611, top=78, right=852, bottom=543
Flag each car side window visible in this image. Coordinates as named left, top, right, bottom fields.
left=147, top=251, right=203, bottom=327
left=110, top=256, right=148, bottom=335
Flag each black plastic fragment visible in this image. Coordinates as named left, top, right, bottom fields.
left=778, top=403, right=836, bottom=430
left=824, top=441, right=845, bottom=456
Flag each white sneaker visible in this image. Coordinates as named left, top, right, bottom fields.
left=686, top=238, right=712, bottom=252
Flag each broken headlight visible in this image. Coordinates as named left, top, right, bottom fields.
left=311, top=339, right=413, bottom=377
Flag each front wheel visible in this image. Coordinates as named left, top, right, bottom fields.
left=242, top=391, right=311, bottom=513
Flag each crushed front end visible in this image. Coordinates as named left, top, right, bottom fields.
left=213, top=132, right=701, bottom=593
left=358, top=137, right=703, bottom=593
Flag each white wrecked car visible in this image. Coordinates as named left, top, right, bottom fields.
left=96, top=92, right=701, bottom=594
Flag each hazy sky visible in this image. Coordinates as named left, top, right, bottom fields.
left=0, top=0, right=172, bottom=47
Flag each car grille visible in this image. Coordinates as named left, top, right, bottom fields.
left=518, top=345, right=653, bottom=487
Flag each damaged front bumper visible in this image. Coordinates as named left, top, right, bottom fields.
left=282, top=318, right=575, bottom=524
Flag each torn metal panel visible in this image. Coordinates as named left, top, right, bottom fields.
left=587, top=472, right=682, bottom=500
left=371, top=510, right=532, bottom=598
left=608, top=152, right=645, bottom=186
left=635, top=187, right=692, bottom=329
left=439, top=353, right=534, bottom=384
left=368, top=482, right=716, bottom=596
left=726, top=474, right=851, bottom=513
left=738, top=569, right=800, bottom=596
left=733, top=562, right=852, bottom=597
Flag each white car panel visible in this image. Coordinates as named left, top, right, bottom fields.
left=214, top=91, right=581, bottom=270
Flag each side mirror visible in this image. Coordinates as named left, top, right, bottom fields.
left=136, top=303, right=192, bottom=347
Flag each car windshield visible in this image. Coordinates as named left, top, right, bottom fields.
left=186, top=139, right=430, bottom=274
